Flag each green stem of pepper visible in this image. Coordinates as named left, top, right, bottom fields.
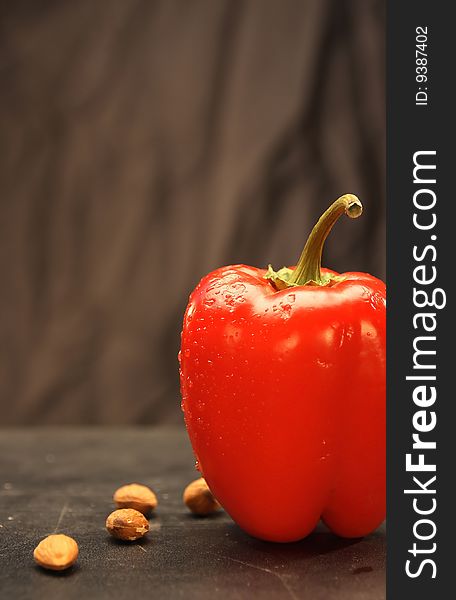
left=288, top=194, right=363, bottom=287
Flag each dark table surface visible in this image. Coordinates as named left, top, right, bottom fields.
left=0, top=428, right=385, bottom=599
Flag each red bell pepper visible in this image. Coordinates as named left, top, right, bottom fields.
left=179, top=195, right=386, bottom=542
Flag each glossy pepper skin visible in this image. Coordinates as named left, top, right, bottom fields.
left=179, top=195, right=385, bottom=542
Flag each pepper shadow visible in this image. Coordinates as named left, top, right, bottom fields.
left=182, top=510, right=227, bottom=521
left=214, top=520, right=385, bottom=571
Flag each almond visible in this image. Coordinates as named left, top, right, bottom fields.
left=183, top=478, right=221, bottom=516
left=113, top=483, right=158, bottom=515
left=106, top=508, right=149, bottom=541
left=33, top=534, right=78, bottom=571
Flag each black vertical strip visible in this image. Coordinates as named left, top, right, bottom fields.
left=387, top=1, right=453, bottom=597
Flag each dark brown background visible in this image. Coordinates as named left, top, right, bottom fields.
left=0, top=0, right=385, bottom=425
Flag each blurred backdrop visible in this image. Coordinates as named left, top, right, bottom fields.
left=0, top=0, right=385, bottom=426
